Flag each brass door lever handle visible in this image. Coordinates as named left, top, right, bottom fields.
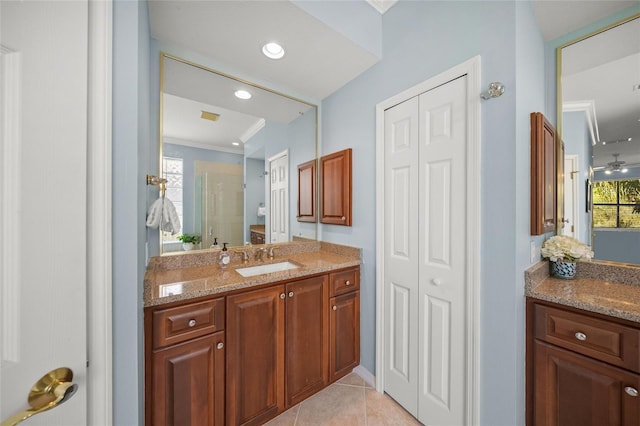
left=1, top=367, right=78, bottom=426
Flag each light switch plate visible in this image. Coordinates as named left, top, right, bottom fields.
left=530, top=241, right=539, bottom=263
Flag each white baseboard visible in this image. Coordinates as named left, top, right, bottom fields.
left=353, top=365, right=376, bottom=388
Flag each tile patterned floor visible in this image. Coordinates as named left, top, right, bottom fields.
left=264, top=372, right=421, bottom=426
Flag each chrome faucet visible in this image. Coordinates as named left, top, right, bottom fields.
left=254, top=247, right=266, bottom=262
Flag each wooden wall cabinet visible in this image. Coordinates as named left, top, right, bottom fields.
left=297, top=159, right=317, bottom=222
left=530, top=112, right=557, bottom=235
left=527, top=299, right=640, bottom=426
left=320, top=148, right=352, bottom=226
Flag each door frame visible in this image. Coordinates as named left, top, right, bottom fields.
left=563, top=155, right=579, bottom=238
left=375, top=56, right=481, bottom=424
left=87, top=1, right=113, bottom=423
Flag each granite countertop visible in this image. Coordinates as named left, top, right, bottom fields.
left=144, top=241, right=361, bottom=307
left=525, top=260, right=640, bottom=324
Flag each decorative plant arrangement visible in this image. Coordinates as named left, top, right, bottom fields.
left=177, top=234, right=201, bottom=251
left=541, top=235, right=593, bottom=279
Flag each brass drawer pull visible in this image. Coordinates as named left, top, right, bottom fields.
left=574, top=332, right=587, bottom=341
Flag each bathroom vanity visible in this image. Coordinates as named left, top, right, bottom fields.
left=525, top=261, right=640, bottom=425
left=144, top=241, right=361, bottom=426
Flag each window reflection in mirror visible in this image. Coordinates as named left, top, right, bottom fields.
left=159, top=54, right=318, bottom=254
left=558, top=14, right=640, bottom=265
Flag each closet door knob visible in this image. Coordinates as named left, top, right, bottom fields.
left=624, top=387, right=638, bottom=397
left=431, top=278, right=442, bottom=286
left=575, top=332, right=587, bottom=341
left=188, top=319, right=196, bottom=327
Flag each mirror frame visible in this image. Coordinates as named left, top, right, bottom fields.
left=158, top=52, right=319, bottom=254
left=555, top=12, right=640, bottom=253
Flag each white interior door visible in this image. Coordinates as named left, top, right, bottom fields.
left=1, top=2, right=88, bottom=425
left=383, top=76, right=468, bottom=425
left=383, top=96, right=420, bottom=415
left=417, top=76, right=467, bottom=426
left=269, top=151, right=289, bottom=243
left=562, top=155, right=579, bottom=238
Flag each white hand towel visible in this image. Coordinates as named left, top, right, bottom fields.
left=161, top=198, right=181, bottom=235
left=146, top=198, right=164, bottom=229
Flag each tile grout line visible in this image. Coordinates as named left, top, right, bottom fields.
left=363, top=384, right=368, bottom=426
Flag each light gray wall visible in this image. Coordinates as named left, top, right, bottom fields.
left=594, top=230, right=640, bottom=264
left=112, top=0, right=150, bottom=424
left=317, top=2, right=545, bottom=424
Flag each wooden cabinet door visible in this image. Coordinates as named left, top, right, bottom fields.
left=297, top=159, right=317, bottom=222
left=285, top=275, right=329, bottom=406
left=329, top=291, right=360, bottom=382
left=151, top=332, right=225, bottom=426
left=226, top=286, right=285, bottom=426
left=320, top=148, right=352, bottom=226
left=534, top=340, right=640, bottom=426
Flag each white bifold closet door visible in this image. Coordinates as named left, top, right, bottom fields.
left=383, top=75, right=468, bottom=426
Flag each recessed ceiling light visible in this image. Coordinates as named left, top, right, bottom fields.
left=234, top=90, right=252, bottom=100
left=262, top=42, right=285, bottom=59
left=232, top=142, right=240, bottom=146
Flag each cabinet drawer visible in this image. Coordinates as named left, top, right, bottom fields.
left=330, top=268, right=359, bottom=297
left=534, top=303, right=640, bottom=372
left=153, top=298, right=225, bottom=349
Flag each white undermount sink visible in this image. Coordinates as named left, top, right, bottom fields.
left=235, top=261, right=300, bottom=277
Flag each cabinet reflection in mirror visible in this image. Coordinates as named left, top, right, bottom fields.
left=159, top=54, right=318, bottom=254
left=557, top=14, right=640, bottom=265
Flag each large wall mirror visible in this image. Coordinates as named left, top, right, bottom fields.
left=159, top=53, right=318, bottom=253
left=557, top=14, right=640, bottom=265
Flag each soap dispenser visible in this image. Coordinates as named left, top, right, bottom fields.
left=211, top=237, right=219, bottom=249
left=219, top=242, right=230, bottom=268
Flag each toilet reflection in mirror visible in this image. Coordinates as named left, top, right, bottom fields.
left=558, top=14, right=640, bottom=266
left=159, top=54, right=318, bottom=253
